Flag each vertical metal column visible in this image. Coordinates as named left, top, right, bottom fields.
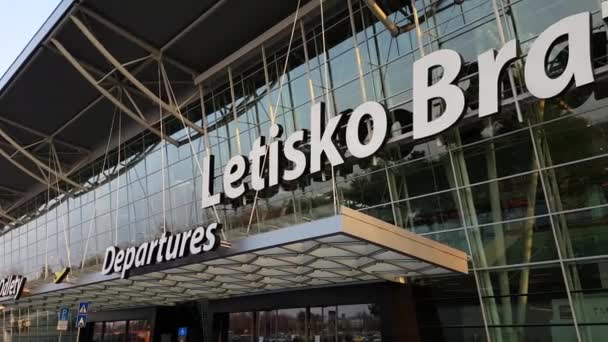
left=447, top=141, right=494, bottom=342
left=347, top=0, right=368, bottom=102
left=410, top=0, right=426, bottom=57
left=527, top=117, right=583, bottom=342
left=411, top=1, right=494, bottom=338
left=318, top=0, right=340, bottom=214
left=300, top=22, right=317, bottom=105
left=491, top=0, right=523, bottom=122
left=262, top=46, right=277, bottom=125
left=228, top=67, right=243, bottom=155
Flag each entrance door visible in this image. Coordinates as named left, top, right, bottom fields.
left=309, top=306, right=337, bottom=342
left=309, top=305, right=381, bottom=342
left=227, top=304, right=380, bottom=342
left=257, top=308, right=307, bottom=341
left=89, top=320, right=151, bottom=342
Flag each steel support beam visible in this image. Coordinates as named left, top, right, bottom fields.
left=0, top=124, right=85, bottom=190
left=160, top=0, right=229, bottom=52
left=194, top=0, right=321, bottom=85
left=0, top=185, right=24, bottom=195
left=69, top=15, right=206, bottom=137
left=76, top=5, right=198, bottom=76
left=364, top=0, right=440, bottom=38
left=0, top=147, right=69, bottom=196
left=364, top=0, right=400, bottom=36
left=46, top=56, right=158, bottom=142
left=51, top=38, right=180, bottom=146
left=0, top=209, right=18, bottom=224
left=0, top=117, right=90, bottom=154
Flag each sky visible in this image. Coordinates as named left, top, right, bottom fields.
left=0, top=0, right=63, bottom=77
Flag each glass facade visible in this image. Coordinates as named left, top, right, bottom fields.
left=1, top=0, right=608, bottom=341
left=93, top=320, right=151, bottom=342
left=228, top=304, right=380, bottom=342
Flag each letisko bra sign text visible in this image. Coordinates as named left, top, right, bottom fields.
left=201, top=12, right=596, bottom=209
left=102, top=224, right=220, bottom=279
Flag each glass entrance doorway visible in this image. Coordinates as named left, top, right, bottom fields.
left=91, top=320, right=151, bottom=342
left=257, top=308, right=307, bottom=341
left=228, top=304, right=381, bottom=342
left=309, top=305, right=381, bottom=342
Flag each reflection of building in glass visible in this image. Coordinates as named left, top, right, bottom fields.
left=0, top=0, right=608, bottom=341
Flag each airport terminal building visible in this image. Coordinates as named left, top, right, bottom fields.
left=0, top=0, right=607, bottom=341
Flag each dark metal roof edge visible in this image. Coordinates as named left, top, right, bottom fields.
left=0, top=0, right=74, bottom=93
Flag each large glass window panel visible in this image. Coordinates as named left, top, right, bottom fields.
left=433, top=0, right=492, bottom=30
left=538, top=109, right=608, bottom=167
left=357, top=203, right=396, bottom=226
left=458, top=129, right=537, bottom=184
left=170, top=181, right=195, bottom=209
left=277, top=308, right=306, bottom=342
left=552, top=207, right=608, bottom=258
left=564, top=261, right=608, bottom=327
left=229, top=312, right=254, bottom=342
left=545, top=156, right=608, bottom=212
left=440, top=19, right=500, bottom=61
left=328, top=48, right=359, bottom=89
left=309, top=306, right=338, bottom=342
left=379, top=55, right=414, bottom=108
left=488, top=325, right=578, bottom=342
left=482, top=292, right=573, bottom=326
left=294, top=103, right=313, bottom=132
left=96, top=195, right=111, bottom=215
left=477, top=265, right=567, bottom=298
left=337, top=304, right=381, bottom=342
left=468, top=217, right=557, bottom=267
left=341, top=169, right=391, bottom=209
left=165, top=142, right=180, bottom=165
left=462, top=172, right=548, bottom=226
left=511, top=0, right=599, bottom=44
left=393, top=191, right=462, bottom=234
left=420, top=326, right=487, bottom=342
left=424, top=229, right=469, bottom=253
left=387, top=152, right=453, bottom=199
left=414, top=275, right=484, bottom=327
left=92, top=322, right=103, bottom=342
left=257, top=310, right=276, bottom=341
left=127, top=320, right=151, bottom=342
left=289, top=73, right=313, bottom=109
left=333, top=79, right=365, bottom=113
left=476, top=265, right=571, bottom=333
left=104, top=321, right=127, bottom=342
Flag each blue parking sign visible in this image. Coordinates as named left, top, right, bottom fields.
left=178, top=327, right=188, bottom=337
left=58, top=308, right=70, bottom=322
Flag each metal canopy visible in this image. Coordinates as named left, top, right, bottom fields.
left=1, top=208, right=468, bottom=312
left=0, top=0, right=315, bottom=230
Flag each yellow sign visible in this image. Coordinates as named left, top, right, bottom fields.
left=53, top=267, right=70, bottom=284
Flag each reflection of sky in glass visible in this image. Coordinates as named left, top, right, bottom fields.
left=0, top=0, right=63, bottom=77
left=273, top=304, right=374, bottom=319
left=309, top=304, right=373, bottom=317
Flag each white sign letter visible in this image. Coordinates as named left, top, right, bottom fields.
left=223, top=155, right=249, bottom=199
left=310, top=102, right=344, bottom=173
left=346, top=101, right=388, bottom=158
left=202, top=155, right=222, bottom=208
left=478, top=39, right=520, bottom=117
left=413, top=49, right=465, bottom=139
left=524, top=12, right=594, bottom=99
